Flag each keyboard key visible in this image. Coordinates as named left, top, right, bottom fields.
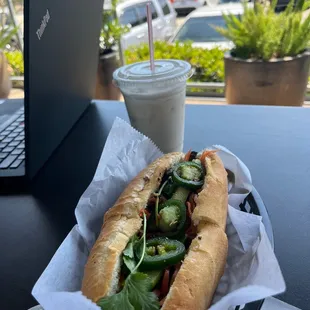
left=12, top=121, right=20, bottom=127
left=17, top=143, right=25, bottom=149
left=0, top=135, right=5, bottom=141
left=14, top=136, right=24, bottom=141
left=1, top=130, right=10, bottom=136
left=6, top=126, right=16, bottom=131
left=8, top=132, right=18, bottom=138
left=11, top=148, right=23, bottom=155
left=2, top=137, right=13, bottom=143
left=2, top=146, right=14, bottom=153
left=0, top=155, right=17, bottom=169
left=18, top=154, right=25, bottom=160
left=20, top=132, right=25, bottom=137
left=9, top=141, right=19, bottom=147
left=0, top=143, right=8, bottom=149
left=13, top=127, right=23, bottom=133
left=0, top=153, right=8, bottom=160
left=10, top=159, right=23, bottom=168
left=17, top=117, right=24, bottom=121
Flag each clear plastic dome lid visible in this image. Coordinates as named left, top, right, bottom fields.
left=113, top=59, right=192, bottom=91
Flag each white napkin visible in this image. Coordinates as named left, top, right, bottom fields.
left=32, top=118, right=286, bottom=310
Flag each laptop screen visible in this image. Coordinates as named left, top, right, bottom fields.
left=24, top=0, right=103, bottom=179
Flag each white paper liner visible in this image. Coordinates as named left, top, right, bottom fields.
left=32, top=117, right=286, bottom=310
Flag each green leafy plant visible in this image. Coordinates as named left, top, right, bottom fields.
left=125, top=41, right=226, bottom=83
left=4, top=50, right=23, bottom=76
left=99, top=0, right=129, bottom=52
left=0, top=25, right=18, bottom=50
left=124, top=40, right=310, bottom=93
left=215, top=0, right=310, bottom=60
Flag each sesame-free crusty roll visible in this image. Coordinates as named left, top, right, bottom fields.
left=162, top=153, right=228, bottom=310
left=81, top=152, right=183, bottom=302
left=81, top=150, right=228, bottom=309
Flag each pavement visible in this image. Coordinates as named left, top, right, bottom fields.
left=6, top=88, right=232, bottom=105
left=7, top=88, right=309, bottom=106
left=8, top=88, right=24, bottom=99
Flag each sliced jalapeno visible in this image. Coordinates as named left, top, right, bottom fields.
left=158, top=199, right=186, bottom=238
left=162, top=180, right=178, bottom=199
left=135, top=237, right=185, bottom=270
left=172, top=162, right=204, bottom=190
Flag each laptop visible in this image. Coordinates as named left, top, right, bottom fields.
left=0, top=0, right=103, bottom=186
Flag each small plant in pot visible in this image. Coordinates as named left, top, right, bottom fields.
left=95, top=0, right=129, bottom=100
left=215, top=0, right=310, bottom=106
left=0, top=24, right=18, bottom=98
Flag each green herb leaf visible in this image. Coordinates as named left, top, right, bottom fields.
left=123, top=235, right=138, bottom=258
left=97, top=272, right=159, bottom=310
left=127, top=272, right=160, bottom=310
left=123, top=255, right=137, bottom=273
left=97, top=287, right=134, bottom=310
left=123, top=235, right=139, bottom=272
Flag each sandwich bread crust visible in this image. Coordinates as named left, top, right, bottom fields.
left=162, top=151, right=228, bottom=310
left=81, top=152, right=183, bottom=302
left=81, top=150, right=228, bottom=310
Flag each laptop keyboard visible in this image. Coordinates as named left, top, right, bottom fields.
left=0, top=108, right=25, bottom=169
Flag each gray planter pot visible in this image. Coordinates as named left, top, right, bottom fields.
left=224, top=50, right=310, bottom=106
left=95, top=51, right=121, bottom=100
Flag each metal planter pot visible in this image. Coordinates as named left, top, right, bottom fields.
left=95, top=50, right=121, bottom=100
left=224, top=51, right=310, bottom=106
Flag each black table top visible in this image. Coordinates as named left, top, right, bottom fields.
left=1, top=101, right=310, bottom=310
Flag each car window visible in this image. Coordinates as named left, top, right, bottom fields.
left=149, top=2, right=158, bottom=19
left=136, top=2, right=158, bottom=21
left=174, top=15, right=237, bottom=42
left=150, top=3, right=158, bottom=19
left=119, top=7, right=140, bottom=27
left=136, top=5, right=147, bottom=23
left=158, top=0, right=171, bottom=15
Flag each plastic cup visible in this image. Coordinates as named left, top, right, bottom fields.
left=113, top=59, right=192, bottom=153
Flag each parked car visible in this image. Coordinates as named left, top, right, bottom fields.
left=111, top=0, right=177, bottom=50
left=171, top=0, right=207, bottom=15
left=170, top=3, right=248, bottom=49
left=220, top=0, right=298, bottom=11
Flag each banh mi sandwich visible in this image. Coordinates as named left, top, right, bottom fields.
left=81, top=149, right=228, bottom=310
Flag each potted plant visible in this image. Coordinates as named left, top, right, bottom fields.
left=0, top=23, right=18, bottom=98
left=95, top=0, right=129, bottom=100
left=216, top=0, right=310, bottom=106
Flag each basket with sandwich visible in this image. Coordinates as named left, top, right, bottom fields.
left=31, top=119, right=285, bottom=310
left=82, top=150, right=228, bottom=309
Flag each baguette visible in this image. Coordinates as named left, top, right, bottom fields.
left=81, top=150, right=228, bottom=309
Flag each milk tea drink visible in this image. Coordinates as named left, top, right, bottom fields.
left=113, top=60, right=191, bottom=153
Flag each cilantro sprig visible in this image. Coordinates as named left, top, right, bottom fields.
left=123, top=235, right=138, bottom=272
left=97, top=272, right=159, bottom=310
left=97, top=212, right=160, bottom=310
